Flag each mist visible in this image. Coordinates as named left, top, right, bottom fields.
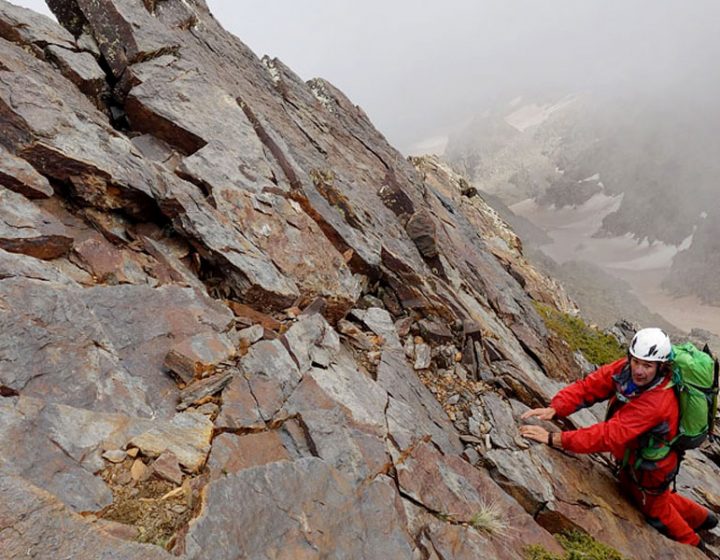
left=12, top=0, right=720, bottom=153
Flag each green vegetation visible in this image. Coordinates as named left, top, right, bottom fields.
left=525, top=530, right=628, bottom=560
left=533, top=302, right=625, bottom=366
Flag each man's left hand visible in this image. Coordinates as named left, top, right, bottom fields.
left=519, top=424, right=550, bottom=444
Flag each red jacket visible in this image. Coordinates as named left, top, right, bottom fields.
left=551, top=357, right=680, bottom=488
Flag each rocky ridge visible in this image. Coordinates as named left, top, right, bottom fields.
left=0, top=2, right=718, bottom=559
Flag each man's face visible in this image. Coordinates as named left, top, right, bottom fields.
left=630, top=356, right=659, bottom=387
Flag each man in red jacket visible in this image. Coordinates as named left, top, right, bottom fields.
left=519, top=327, right=717, bottom=552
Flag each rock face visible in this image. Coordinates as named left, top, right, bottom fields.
left=0, top=2, right=715, bottom=559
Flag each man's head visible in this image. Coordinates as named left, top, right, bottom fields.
left=628, top=328, right=672, bottom=387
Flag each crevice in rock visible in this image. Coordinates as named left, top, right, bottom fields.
left=94, top=54, right=131, bottom=132
left=348, top=131, right=390, bottom=171
left=418, top=526, right=449, bottom=560
left=173, top=169, right=216, bottom=207
left=278, top=100, right=329, bottom=157
left=308, top=169, right=365, bottom=233
left=533, top=503, right=586, bottom=536
left=0, top=385, right=19, bottom=397
left=238, top=97, right=302, bottom=190
left=516, top=338, right=548, bottom=377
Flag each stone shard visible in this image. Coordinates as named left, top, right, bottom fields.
left=176, top=370, right=234, bottom=411
left=0, top=144, right=54, bottom=198
left=0, top=186, right=72, bottom=259
left=151, top=451, right=183, bottom=485
left=207, top=431, right=290, bottom=480
left=45, top=44, right=109, bottom=105
left=0, top=0, right=75, bottom=52
left=164, top=331, right=235, bottom=383
left=128, top=412, right=213, bottom=473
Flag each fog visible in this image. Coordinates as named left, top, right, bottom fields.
left=13, top=0, right=720, bottom=153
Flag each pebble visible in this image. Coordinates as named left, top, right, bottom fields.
left=131, top=459, right=151, bottom=482
left=102, top=449, right=127, bottom=463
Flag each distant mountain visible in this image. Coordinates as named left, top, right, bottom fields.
left=445, top=93, right=720, bottom=305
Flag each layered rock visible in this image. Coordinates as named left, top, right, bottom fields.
left=0, top=2, right=716, bottom=559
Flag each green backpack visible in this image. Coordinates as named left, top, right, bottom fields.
left=668, top=342, right=719, bottom=450
left=630, top=342, right=719, bottom=466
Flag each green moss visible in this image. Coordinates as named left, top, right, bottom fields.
left=525, top=530, right=628, bottom=560
left=533, top=302, right=625, bottom=366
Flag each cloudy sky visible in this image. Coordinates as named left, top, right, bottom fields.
left=12, top=0, right=720, bottom=152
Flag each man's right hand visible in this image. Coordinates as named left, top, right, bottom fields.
left=520, top=407, right=556, bottom=421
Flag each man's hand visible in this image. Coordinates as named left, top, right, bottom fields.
left=520, top=407, right=556, bottom=421
left=519, top=424, right=550, bottom=444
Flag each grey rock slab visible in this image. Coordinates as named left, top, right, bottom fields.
left=213, top=375, right=266, bottom=430
left=305, top=352, right=388, bottom=428
left=240, top=338, right=302, bottom=420
left=79, top=283, right=233, bottom=416
left=376, top=347, right=463, bottom=456
left=0, top=0, right=75, bottom=51
left=0, top=246, right=73, bottom=283
left=480, top=392, right=520, bottom=450
left=207, top=431, right=290, bottom=480
left=45, top=44, right=108, bottom=103
left=304, top=407, right=390, bottom=484
left=128, top=412, right=213, bottom=473
left=0, top=396, right=200, bottom=512
left=183, top=458, right=414, bottom=560
left=0, top=144, right=53, bottom=198
left=236, top=323, right=264, bottom=345
left=0, top=37, right=158, bottom=211
left=164, top=331, right=235, bottom=383
left=0, top=472, right=171, bottom=560
left=396, top=441, right=562, bottom=557
left=102, top=449, right=127, bottom=463
left=282, top=313, right=341, bottom=374
left=127, top=54, right=277, bottom=182
left=156, top=177, right=301, bottom=308
left=0, top=185, right=72, bottom=259
left=176, top=370, right=234, bottom=411
left=0, top=274, right=154, bottom=417
left=0, top=397, right=113, bottom=512
left=48, top=0, right=179, bottom=77
left=151, top=451, right=183, bottom=485
left=358, top=306, right=402, bottom=349
left=413, top=342, right=432, bottom=369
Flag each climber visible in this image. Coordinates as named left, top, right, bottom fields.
left=519, top=327, right=718, bottom=553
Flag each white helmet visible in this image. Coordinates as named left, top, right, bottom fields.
left=629, top=328, right=672, bottom=362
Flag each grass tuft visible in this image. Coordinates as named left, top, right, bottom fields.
left=468, top=499, right=510, bottom=536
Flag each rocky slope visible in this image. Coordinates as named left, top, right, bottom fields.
left=0, top=2, right=718, bottom=559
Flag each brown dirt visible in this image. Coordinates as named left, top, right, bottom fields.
left=97, top=459, right=200, bottom=550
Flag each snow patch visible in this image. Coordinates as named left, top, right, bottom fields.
left=504, top=94, right=578, bottom=132
left=261, top=57, right=281, bottom=85
left=308, top=79, right=334, bottom=112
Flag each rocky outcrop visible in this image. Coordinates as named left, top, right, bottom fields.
left=0, top=2, right=716, bottom=559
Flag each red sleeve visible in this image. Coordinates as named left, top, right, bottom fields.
left=561, top=392, right=666, bottom=454
left=550, top=358, right=626, bottom=418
